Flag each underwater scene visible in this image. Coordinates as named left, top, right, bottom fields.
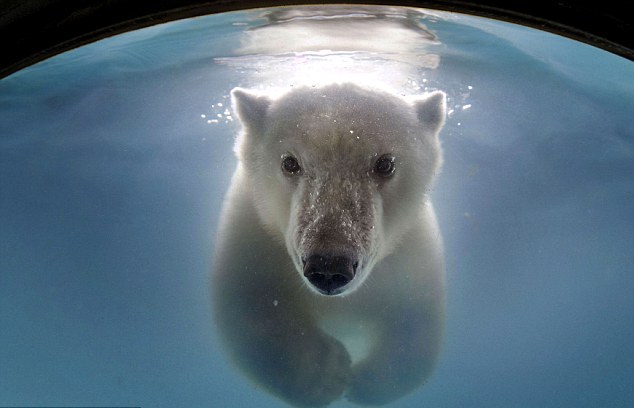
left=1, top=5, right=633, bottom=408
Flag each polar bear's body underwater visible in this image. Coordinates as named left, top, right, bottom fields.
left=212, top=83, right=446, bottom=407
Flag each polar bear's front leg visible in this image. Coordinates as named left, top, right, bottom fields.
left=214, top=261, right=353, bottom=407
left=212, top=201, right=353, bottom=407
left=345, top=301, right=444, bottom=405
left=344, top=234, right=445, bottom=406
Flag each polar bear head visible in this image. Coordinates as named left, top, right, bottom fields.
left=231, top=84, right=445, bottom=296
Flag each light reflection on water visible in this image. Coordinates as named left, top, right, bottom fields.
left=219, top=6, right=439, bottom=93
left=0, top=5, right=633, bottom=408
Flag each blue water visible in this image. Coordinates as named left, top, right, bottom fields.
left=1, top=6, right=633, bottom=407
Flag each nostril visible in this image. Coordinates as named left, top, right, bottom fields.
left=307, top=272, right=350, bottom=290
left=302, top=254, right=356, bottom=294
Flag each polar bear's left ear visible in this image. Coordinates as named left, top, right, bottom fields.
left=413, top=91, right=447, bottom=135
left=231, top=87, right=272, bottom=133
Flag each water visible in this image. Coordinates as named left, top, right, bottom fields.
left=1, top=6, right=633, bottom=407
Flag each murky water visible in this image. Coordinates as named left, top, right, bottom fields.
left=1, top=6, right=633, bottom=407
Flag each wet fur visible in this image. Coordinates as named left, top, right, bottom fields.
left=212, top=83, right=446, bottom=406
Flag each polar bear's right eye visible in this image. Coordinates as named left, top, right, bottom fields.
left=281, top=155, right=302, bottom=175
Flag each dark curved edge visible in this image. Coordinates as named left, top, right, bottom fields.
left=1, top=0, right=632, bottom=79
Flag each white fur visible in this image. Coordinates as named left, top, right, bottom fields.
left=212, top=83, right=446, bottom=407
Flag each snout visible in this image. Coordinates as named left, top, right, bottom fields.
left=302, top=254, right=358, bottom=296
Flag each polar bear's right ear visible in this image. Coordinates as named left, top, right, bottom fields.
left=231, top=88, right=272, bottom=132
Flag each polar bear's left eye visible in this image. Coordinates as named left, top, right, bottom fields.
left=281, top=155, right=302, bottom=175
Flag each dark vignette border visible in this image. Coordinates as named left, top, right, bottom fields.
left=0, top=0, right=632, bottom=79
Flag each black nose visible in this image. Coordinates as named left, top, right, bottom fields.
left=303, top=254, right=357, bottom=295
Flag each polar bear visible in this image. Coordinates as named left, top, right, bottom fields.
left=211, top=83, right=446, bottom=407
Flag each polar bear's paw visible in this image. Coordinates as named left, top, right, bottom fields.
left=282, top=332, right=353, bottom=407
left=346, top=359, right=413, bottom=406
